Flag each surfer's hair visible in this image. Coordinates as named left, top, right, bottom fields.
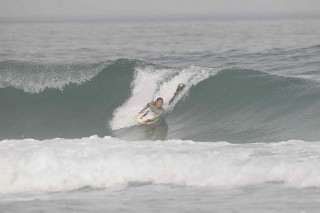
left=156, top=97, right=163, bottom=102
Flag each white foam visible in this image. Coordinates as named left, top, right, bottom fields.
left=0, top=62, right=106, bottom=93
left=110, top=65, right=218, bottom=130
left=1, top=137, right=320, bottom=195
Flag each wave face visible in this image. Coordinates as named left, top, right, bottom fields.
left=0, top=59, right=137, bottom=139
left=1, top=59, right=320, bottom=142
left=166, top=68, right=320, bottom=143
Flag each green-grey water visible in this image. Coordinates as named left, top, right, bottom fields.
left=1, top=18, right=320, bottom=212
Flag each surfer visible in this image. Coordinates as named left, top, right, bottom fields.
left=139, top=97, right=164, bottom=124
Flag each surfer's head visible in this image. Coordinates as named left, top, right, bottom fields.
left=155, top=97, right=163, bottom=108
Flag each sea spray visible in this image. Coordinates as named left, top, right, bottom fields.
left=110, top=65, right=218, bottom=130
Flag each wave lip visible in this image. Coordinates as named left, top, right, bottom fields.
left=0, top=60, right=107, bottom=93
left=1, top=136, right=320, bottom=195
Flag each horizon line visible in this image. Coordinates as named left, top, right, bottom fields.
left=1, top=13, right=320, bottom=23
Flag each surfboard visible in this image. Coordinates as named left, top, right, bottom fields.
left=135, top=107, right=156, bottom=125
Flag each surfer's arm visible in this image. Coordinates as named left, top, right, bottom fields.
left=139, top=102, right=152, bottom=113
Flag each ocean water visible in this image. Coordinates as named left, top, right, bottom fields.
left=1, top=18, right=320, bottom=212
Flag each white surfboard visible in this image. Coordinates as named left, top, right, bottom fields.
left=135, top=107, right=156, bottom=125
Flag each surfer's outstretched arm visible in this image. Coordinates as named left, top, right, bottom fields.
left=169, top=83, right=185, bottom=105
left=139, top=102, right=152, bottom=113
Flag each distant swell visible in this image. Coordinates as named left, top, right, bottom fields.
left=1, top=59, right=320, bottom=142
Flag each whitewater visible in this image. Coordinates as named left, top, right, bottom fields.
left=2, top=136, right=320, bottom=194
left=1, top=18, right=320, bottom=212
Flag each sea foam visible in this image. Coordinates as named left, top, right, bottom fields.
left=1, top=136, right=320, bottom=195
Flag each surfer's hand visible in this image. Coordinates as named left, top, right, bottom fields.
left=143, top=120, right=148, bottom=124
left=138, top=111, right=142, bottom=114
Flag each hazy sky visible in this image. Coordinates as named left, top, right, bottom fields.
left=1, top=0, right=320, bottom=21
